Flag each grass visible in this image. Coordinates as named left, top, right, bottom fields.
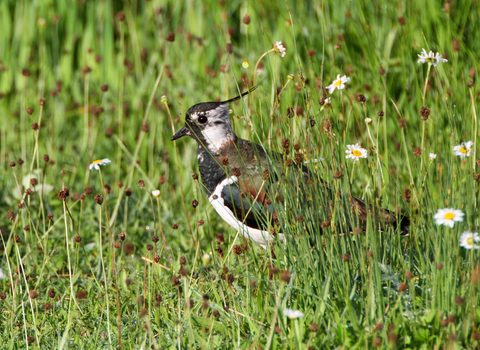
left=1, top=0, right=480, bottom=348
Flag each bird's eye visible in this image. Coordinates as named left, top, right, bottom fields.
left=198, top=115, right=208, bottom=123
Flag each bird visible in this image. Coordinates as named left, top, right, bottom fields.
left=171, top=85, right=409, bottom=249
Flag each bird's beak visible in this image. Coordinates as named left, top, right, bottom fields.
left=171, top=125, right=190, bottom=141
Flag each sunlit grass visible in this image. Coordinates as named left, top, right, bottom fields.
left=1, top=0, right=480, bottom=348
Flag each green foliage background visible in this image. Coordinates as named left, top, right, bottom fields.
left=0, top=0, right=480, bottom=348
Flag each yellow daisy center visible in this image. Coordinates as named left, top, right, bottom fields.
left=467, top=238, right=474, bottom=245
left=334, top=80, right=343, bottom=86
left=460, top=147, right=468, bottom=153
left=351, top=150, right=362, bottom=157
left=92, top=160, right=103, bottom=165
left=444, top=213, right=455, bottom=220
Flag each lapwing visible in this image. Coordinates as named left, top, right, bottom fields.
left=171, top=85, right=409, bottom=249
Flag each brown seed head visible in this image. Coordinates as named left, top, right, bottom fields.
left=399, top=282, right=408, bottom=292
left=221, top=157, right=229, bottom=166
left=321, top=220, right=330, bottom=228
left=366, top=250, right=374, bottom=258
left=379, top=67, right=385, bottom=75
left=152, top=235, right=159, bottom=243
left=29, top=290, right=38, bottom=299
left=125, top=188, right=132, bottom=196
left=171, top=275, right=180, bottom=286
left=398, top=118, right=405, bottom=128
left=356, top=94, right=366, bottom=103
left=467, top=80, right=474, bottom=88
left=398, top=16, right=406, bottom=25
left=405, top=271, right=413, bottom=279
left=179, top=256, right=187, bottom=265
left=166, top=32, right=175, bottom=42
left=57, top=188, right=69, bottom=201
left=437, top=262, right=444, bottom=270
left=192, top=173, right=199, bottom=180
left=231, top=167, right=241, bottom=176
left=141, top=124, right=149, bottom=132
left=172, top=223, right=179, bottom=229
left=119, top=232, right=126, bottom=241
left=243, top=14, right=250, bottom=24
left=39, top=98, right=46, bottom=107
left=138, top=180, right=145, bottom=188
left=103, top=184, right=111, bottom=194
left=101, top=84, right=108, bottom=92
left=294, top=153, right=303, bottom=164
left=114, top=242, right=121, bottom=249
left=377, top=110, right=384, bottom=117
left=9, top=161, right=15, bottom=168
left=94, top=194, right=103, bottom=205
left=192, top=199, right=199, bottom=208
left=286, top=107, right=295, bottom=118
left=123, top=242, right=134, bottom=254
left=280, top=270, right=291, bottom=282
left=403, top=189, right=411, bottom=203
left=233, top=245, right=242, bottom=255
left=419, top=106, right=430, bottom=120
left=146, top=244, right=153, bottom=251
left=342, top=254, right=350, bottom=262
left=310, top=119, right=316, bottom=127
left=154, top=254, right=160, bottom=262
left=323, top=119, right=331, bottom=133
left=7, top=210, right=16, bottom=221
left=178, top=267, right=187, bottom=276
left=82, top=66, right=91, bottom=74
left=334, top=171, right=343, bottom=180
left=27, top=107, right=33, bottom=115
left=48, top=213, right=53, bottom=220
left=282, top=138, right=290, bottom=149
left=452, top=38, right=460, bottom=51
left=117, top=11, right=125, bottom=21
left=469, top=68, right=476, bottom=78
left=74, top=235, right=82, bottom=243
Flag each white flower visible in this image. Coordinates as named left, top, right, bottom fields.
left=364, top=118, right=372, bottom=124
left=89, top=158, right=112, bottom=170
left=459, top=231, right=480, bottom=250
left=283, top=309, right=304, bottom=319
left=453, top=141, right=474, bottom=158
left=273, top=42, right=286, bottom=57
left=325, top=98, right=331, bottom=105
left=326, top=74, right=350, bottom=94
left=434, top=208, right=464, bottom=228
left=417, top=48, right=448, bottom=66
left=429, top=153, right=437, bottom=160
left=0, top=268, right=5, bottom=279
left=152, top=190, right=161, bottom=198
left=345, top=143, right=368, bottom=162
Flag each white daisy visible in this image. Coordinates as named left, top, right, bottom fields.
left=417, top=49, right=448, bottom=66
left=152, top=190, right=161, bottom=198
left=453, top=141, right=474, bottom=158
left=89, top=158, right=112, bottom=171
left=273, top=42, right=286, bottom=57
left=345, top=143, right=368, bottom=162
left=325, top=98, right=331, bottom=105
left=429, top=153, right=437, bottom=160
left=283, top=309, right=304, bottom=319
left=459, top=231, right=480, bottom=250
left=434, top=208, right=464, bottom=228
left=326, top=74, right=350, bottom=94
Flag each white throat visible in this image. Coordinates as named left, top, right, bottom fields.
left=201, top=125, right=235, bottom=154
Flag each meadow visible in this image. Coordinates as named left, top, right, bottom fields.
left=1, top=0, right=480, bottom=348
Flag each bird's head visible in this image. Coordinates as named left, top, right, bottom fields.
left=171, top=83, right=261, bottom=154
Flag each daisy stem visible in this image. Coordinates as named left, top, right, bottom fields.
left=253, top=49, right=274, bottom=86
left=421, top=63, right=432, bottom=107
left=420, top=120, right=426, bottom=175
left=350, top=162, right=355, bottom=184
